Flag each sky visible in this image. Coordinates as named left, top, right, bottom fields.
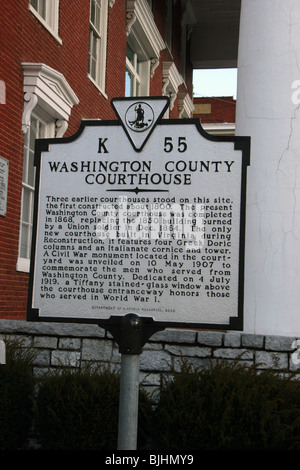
left=193, top=68, right=238, bottom=99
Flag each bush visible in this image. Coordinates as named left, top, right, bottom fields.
left=35, top=365, right=152, bottom=450
left=0, top=340, right=36, bottom=450
left=4, top=341, right=300, bottom=451
left=151, top=359, right=300, bottom=451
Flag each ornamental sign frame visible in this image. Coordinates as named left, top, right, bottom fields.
left=27, top=97, right=250, bottom=333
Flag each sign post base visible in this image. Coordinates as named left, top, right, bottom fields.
left=115, top=313, right=163, bottom=450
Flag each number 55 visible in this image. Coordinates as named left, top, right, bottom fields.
left=164, top=137, right=187, bottom=153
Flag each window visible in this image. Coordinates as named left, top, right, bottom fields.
left=19, top=115, right=55, bottom=269
left=18, top=63, right=79, bottom=272
left=29, top=0, right=61, bottom=43
left=30, top=0, right=47, bottom=21
left=88, top=0, right=108, bottom=95
left=125, top=0, right=165, bottom=97
left=125, top=41, right=153, bottom=97
left=125, top=44, right=141, bottom=97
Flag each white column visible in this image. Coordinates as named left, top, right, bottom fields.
left=236, top=0, right=300, bottom=336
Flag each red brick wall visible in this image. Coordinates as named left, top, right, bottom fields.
left=193, top=97, right=236, bottom=123
left=0, top=0, right=193, bottom=319
left=1, top=3, right=26, bottom=318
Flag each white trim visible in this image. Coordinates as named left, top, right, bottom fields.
left=125, top=44, right=151, bottom=97
left=88, top=0, right=108, bottom=96
left=56, top=119, right=69, bottom=137
left=202, top=123, right=236, bottom=135
left=22, top=62, right=79, bottom=134
left=126, top=0, right=165, bottom=77
left=178, top=92, right=194, bottom=118
left=126, top=52, right=141, bottom=96
left=17, top=116, right=51, bottom=273
left=16, top=257, right=31, bottom=273
left=22, top=92, right=38, bottom=134
left=162, top=62, right=183, bottom=110
left=17, top=116, right=55, bottom=273
left=87, top=73, right=108, bottom=99
left=18, top=65, right=79, bottom=272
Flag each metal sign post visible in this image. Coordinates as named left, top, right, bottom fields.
left=0, top=340, right=5, bottom=364
left=118, top=353, right=140, bottom=450
left=117, top=314, right=142, bottom=450
left=106, top=314, right=164, bottom=450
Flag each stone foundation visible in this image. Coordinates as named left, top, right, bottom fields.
left=1, top=319, right=300, bottom=393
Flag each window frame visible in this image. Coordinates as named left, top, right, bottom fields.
left=125, top=45, right=141, bottom=97
left=17, top=113, right=55, bottom=273
left=88, top=0, right=109, bottom=97
left=18, top=63, right=79, bottom=273
left=125, top=0, right=165, bottom=96
left=29, top=0, right=61, bottom=44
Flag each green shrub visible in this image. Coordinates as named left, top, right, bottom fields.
left=35, top=365, right=153, bottom=450
left=151, top=359, right=300, bottom=451
left=0, top=339, right=36, bottom=450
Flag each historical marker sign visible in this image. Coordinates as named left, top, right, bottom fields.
left=27, top=97, right=250, bottom=331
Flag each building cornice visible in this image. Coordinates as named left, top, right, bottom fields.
left=21, top=63, right=79, bottom=135
left=162, top=62, right=184, bottom=110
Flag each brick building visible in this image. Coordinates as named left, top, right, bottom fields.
left=0, top=0, right=195, bottom=319
left=2, top=0, right=299, bottom=341
left=193, top=96, right=236, bottom=135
